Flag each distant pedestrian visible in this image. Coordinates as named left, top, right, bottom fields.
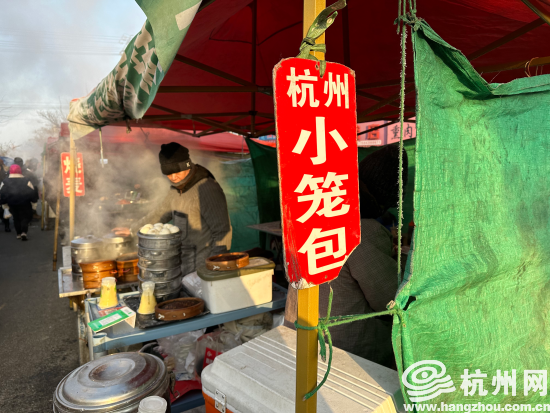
left=0, top=164, right=38, bottom=240
left=24, top=158, right=41, bottom=219
left=0, top=159, right=9, bottom=232
left=14, top=157, right=40, bottom=218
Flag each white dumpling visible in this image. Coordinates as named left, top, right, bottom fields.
left=159, top=228, right=171, bottom=235
left=143, top=224, right=153, bottom=228
left=140, top=227, right=150, bottom=234
left=148, top=229, right=159, bottom=235
left=169, top=226, right=180, bottom=233
left=153, top=223, right=163, bottom=228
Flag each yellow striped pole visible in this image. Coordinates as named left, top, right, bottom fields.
left=295, top=3, right=325, bottom=412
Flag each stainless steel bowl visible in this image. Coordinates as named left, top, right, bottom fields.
left=53, top=352, right=170, bottom=413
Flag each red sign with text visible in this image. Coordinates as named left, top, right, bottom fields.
left=274, top=58, right=360, bottom=287
left=61, top=152, right=85, bottom=197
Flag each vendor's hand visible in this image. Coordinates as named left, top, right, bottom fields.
left=112, top=227, right=131, bottom=236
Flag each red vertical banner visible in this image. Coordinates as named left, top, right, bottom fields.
left=274, top=58, right=360, bottom=287
left=61, top=152, right=85, bottom=197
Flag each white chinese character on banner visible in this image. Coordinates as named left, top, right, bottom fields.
left=63, top=157, right=70, bottom=174
left=295, top=172, right=349, bottom=223
left=492, top=370, right=516, bottom=396
left=324, top=72, right=349, bottom=108
left=292, top=117, right=348, bottom=165
left=460, top=369, right=488, bottom=396
left=77, top=157, right=83, bottom=174
left=286, top=67, right=319, bottom=108
left=75, top=177, right=83, bottom=194
left=298, top=227, right=347, bottom=275
left=524, top=370, right=547, bottom=396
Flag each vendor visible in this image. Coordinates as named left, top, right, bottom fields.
left=116, top=142, right=232, bottom=275
left=284, top=145, right=407, bottom=369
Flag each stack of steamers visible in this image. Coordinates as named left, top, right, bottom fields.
left=138, top=223, right=183, bottom=302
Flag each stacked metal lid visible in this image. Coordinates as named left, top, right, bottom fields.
left=102, top=233, right=136, bottom=261
left=53, top=352, right=170, bottom=413
left=70, top=235, right=104, bottom=278
left=138, top=231, right=182, bottom=302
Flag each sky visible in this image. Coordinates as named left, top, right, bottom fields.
left=0, top=0, right=146, bottom=149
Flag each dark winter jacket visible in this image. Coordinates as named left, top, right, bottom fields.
left=22, top=168, right=39, bottom=197
left=0, top=174, right=39, bottom=206
left=132, top=164, right=232, bottom=275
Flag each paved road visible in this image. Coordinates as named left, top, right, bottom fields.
left=0, top=221, right=79, bottom=412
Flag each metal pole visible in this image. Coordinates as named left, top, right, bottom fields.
left=296, top=2, right=325, bottom=412
left=53, top=167, right=62, bottom=271
left=99, top=128, right=105, bottom=168
left=69, top=134, right=76, bottom=241
left=41, top=150, right=46, bottom=230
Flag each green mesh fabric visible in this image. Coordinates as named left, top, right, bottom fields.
left=247, top=138, right=416, bottom=228
left=189, top=150, right=260, bottom=252
left=393, top=21, right=550, bottom=406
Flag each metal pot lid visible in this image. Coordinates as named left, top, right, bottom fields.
left=55, top=352, right=166, bottom=412
left=103, top=233, right=133, bottom=244
left=71, top=235, right=104, bottom=249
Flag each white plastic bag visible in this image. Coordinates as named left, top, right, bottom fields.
left=187, top=330, right=242, bottom=380
left=3, top=208, right=11, bottom=219
left=157, top=329, right=205, bottom=380
left=272, top=311, right=285, bottom=329
left=222, top=313, right=273, bottom=343
left=182, top=272, right=203, bottom=299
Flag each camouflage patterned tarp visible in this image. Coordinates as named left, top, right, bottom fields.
left=68, top=0, right=201, bottom=139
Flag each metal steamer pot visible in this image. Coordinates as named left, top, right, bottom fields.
left=103, top=233, right=136, bottom=261
left=71, top=236, right=104, bottom=274
left=138, top=231, right=181, bottom=249
left=138, top=266, right=182, bottom=282
left=53, top=352, right=172, bottom=413
left=138, top=255, right=181, bottom=271
left=138, top=274, right=182, bottom=295
left=138, top=245, right=181, bottom=260
left=138, top=284, right=182, bottom=303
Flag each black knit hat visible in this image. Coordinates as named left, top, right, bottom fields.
left=358, top=145, right=408, bottom=219
left=13, top=157, right=23, bottom=167
left=158, top=142, right=192, bottom=175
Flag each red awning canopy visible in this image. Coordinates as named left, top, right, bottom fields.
left=77, top=125, right=250, bottom=153
left=107, top=0, right=550, bottom=137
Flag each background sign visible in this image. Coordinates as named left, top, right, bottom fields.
left=274, top=58, right=360, bottom=287
left=61, top=152, right=85, bottom=197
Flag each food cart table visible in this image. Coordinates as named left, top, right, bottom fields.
left=58, top=267, right=139, bottom=311
left=247, top=220, right=282, bottom=237
left=247, top=221, right=283, bottom=269
left=84, top=283, right=287, bottom=412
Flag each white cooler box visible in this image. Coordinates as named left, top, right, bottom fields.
left=197, top=257, right=275, bottom=314
left=202, top=326, right=404, bottom=413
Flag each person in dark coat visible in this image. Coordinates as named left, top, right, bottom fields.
left=14, top=157, right=40, bottom=219
left=115, top=142, right=232, bottom=276
left=0, top=158, right=9, bottom=232
left=284, top=145, right=408, bottom=369
left=0, top=164, right=39, bottom=240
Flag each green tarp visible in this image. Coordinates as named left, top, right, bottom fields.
left=68, top=0, right=201, bottom=139
left=189, top=150, right=260, bottom=253
left=246, top=138, right=417, bottom=230
left=394, top=21, right=550, bottom=406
